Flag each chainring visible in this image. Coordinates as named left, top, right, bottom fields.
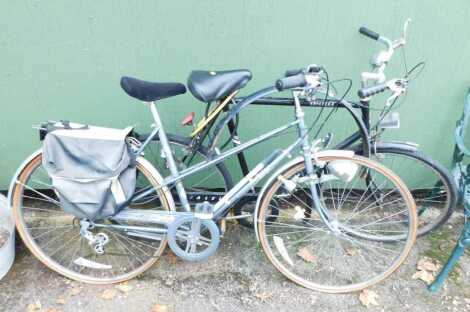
left=167, top=215, right=220, bottom=262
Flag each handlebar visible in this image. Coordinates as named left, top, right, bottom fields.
left=275, top=73, right=307, bottom=91
left=359, top=27, right=380, bottom=41
left=276, top=65, right=323, bottom=91
left=285, top=69, right=303, bottom=77
left=359, top=19, right=411, bottom=87
left=358, top=83, right=388, bottom=98
left=284, top=65, right=322, bottom=77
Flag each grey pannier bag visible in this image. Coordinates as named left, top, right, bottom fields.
left=42, top=121, right=136, bottom=221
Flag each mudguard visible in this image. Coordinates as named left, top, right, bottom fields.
left=351, top=140, right=419, bottom=154
left=253, top=149, right=355, bottom=241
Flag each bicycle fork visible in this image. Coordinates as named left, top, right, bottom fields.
left=293, top=91, right=336, bottom=232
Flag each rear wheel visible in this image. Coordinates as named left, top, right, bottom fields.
left=12, top=153, right=171, bottom=284
left=257, top=154, right=417, bottom=293
left=356, top=146, right=457, bottom=237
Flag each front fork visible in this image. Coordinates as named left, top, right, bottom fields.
left=293, top=91, right=335, bottom=232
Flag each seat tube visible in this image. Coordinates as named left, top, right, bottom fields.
left=149, top=102, right=191, bottom=211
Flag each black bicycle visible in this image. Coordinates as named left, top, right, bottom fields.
left=139, top=20, right=456, bottom=238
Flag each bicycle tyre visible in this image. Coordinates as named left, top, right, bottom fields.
left=256, top=154, right=417, bottom=293
left=12, top=153, right=172, bottom=284
left=355, top=145, right=457, bottom=237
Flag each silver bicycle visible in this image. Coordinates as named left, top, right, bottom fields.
left=10, top=66, right=417, bottom=293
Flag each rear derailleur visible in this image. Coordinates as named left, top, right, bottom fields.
left=79, top=220, right=109, bottom=255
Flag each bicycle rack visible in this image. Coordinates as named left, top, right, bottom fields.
left=429, top=88, right=470, bottom=292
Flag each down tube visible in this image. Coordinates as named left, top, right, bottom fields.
left=212, top=138, right=303, bottom=219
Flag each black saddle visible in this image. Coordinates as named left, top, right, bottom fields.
left=187, top=69, right=252, bottom=102
left=120, top=76, right=186, bottom=102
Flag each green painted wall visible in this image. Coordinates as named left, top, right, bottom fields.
left=1, top=1, right=470, bottom=189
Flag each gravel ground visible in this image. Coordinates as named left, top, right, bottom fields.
left=1, top=212, right=470, bottom=312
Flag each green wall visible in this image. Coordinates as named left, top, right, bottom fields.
left=1, top=1, right=470, bottom=189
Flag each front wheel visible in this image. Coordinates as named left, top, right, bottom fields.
left=256, top=154, right=417, bottom=293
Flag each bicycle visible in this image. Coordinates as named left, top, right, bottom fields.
left=9, top=66, right=417, bottom=293
left=141, top=19, right=456, bottom=238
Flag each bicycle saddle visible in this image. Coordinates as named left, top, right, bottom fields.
left=120, top=76, right=186, bottom=102
left=187, top=69, right=252, bottom=103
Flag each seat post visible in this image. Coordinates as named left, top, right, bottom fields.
left=149, top=101, right=191, bottom=211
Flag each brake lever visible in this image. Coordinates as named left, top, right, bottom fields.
left=392, top=18, right=412, bottom=49
left=385, top=79, right=407, bottom=107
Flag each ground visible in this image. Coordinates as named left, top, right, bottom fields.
left=1, top=212, right=470, bottom=312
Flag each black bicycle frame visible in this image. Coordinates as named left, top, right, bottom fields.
left=226, top=96, right=371, bottom=176
left=140, top=94, right=372, bottom=188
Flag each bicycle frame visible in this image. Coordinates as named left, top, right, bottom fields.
left=131, top=85, right=331, bottom=224
left=169, top=96, right=371, bottom=185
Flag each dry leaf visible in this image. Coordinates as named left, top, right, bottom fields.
left=115, top=283, right=133, bottom=294
left=69, top=287, right=82, bottom=296
left=151, top=304, right=170, bottom=312
left=345, top=248, right=359, bottom=256
left=27, top=301, right=42, bottom=312
left=412, top=270, right=434, bottom=284
left=56, top=298, right=66, bottom=305
left=359, top=289, right=379, bottom=307
left=101, top=288, right=118, bottom=300
left=167, top=250, right=178, bottom=265
left=297, top=247, right=316, bottom=263
left=417, top=258, right=439, bottom=272
left=254, top=292, right=273, bottom=302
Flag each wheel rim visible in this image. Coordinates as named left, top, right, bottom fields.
left=257, top=155, right=417, bottom=293
left=12, top=154, right=170, bottom=284
left=370, top=151, right=453, bottom=236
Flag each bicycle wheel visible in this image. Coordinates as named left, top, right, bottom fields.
left=11, top=153, right=172, bottom=284
left=356, top=146, right=457, bottom=237
left=256, top=154, right=417, bottom=293
left=140, top=133, right=233, bottom=208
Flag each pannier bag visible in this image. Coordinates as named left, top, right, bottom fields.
left=41, top=121, right=136, bottom=221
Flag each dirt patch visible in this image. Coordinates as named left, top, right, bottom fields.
left=1, top=207, right=470, bottom=312
left=423, top=216, right=465, bottom=281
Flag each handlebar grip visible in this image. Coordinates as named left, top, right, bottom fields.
left=275, top=73, right=307, bottom=91
left=285, top=69, right=303, bottom=77
left=358, top=83, right=388, bottom=98
left=285, top=66, right=322, bottom=77
left=359, top=26, right=380, bottom=41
